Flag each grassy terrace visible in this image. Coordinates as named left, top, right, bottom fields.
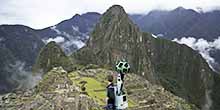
left=68, top=70, right=137, bottom=107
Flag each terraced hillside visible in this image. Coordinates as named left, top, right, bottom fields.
left=0, top=65, right=198, bottom=110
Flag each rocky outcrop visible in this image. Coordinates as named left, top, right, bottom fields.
left=0, top=66, right=198, bottom=110
left=0, top=67, right=101, bottom=110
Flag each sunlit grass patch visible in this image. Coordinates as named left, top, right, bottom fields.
left=68, top=70, right=138, bottom=107
left=78, top=77, right=106, bottom=105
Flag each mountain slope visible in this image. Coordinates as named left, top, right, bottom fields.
left=0, top=47, right=16, bottom=94
left=73, top=5, right=155, bottom=83
left=33, top=41, right=73, bottom=74
left=0, top=25, right=44, bottom=94
left=149, top=37, right=214, bottom=109
left=0, top=25, right=44, bottom=67
left=72, top=5, right=215, bottom=109
left=130, top=8, right=220, bottom=73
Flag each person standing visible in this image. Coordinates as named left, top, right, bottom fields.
left=105, top=75, right=116, bottom=110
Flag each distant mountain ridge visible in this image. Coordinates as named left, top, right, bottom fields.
left=131, top=7, right=220, bottom=40
left=37, top=12, right=101, bottom=54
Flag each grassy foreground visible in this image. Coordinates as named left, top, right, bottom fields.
left=68, top=70, right=137, bottom=107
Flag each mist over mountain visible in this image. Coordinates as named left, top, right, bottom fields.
left=0, top=25, right=44, bottom=93
left=37, top=12, right=101, bottom=54
left=172, top=37, right=220, bottom=72
left=130, top=7, right=220, bottom=72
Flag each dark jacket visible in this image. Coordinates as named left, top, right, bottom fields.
left=106, top=83, right=115, bottom=105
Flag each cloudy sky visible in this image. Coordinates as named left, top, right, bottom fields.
left=0, top=0, right=220, bottom=29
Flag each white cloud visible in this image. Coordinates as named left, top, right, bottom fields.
left=172, top=37, right=220, bottom=69
left=6, top=61, right=42, bottom=89
left=46, top=36, right=65, bottom=43
left=72, top=40, right=85, bottom=49
left=212, top=37, right=220, bottom=49
left=0, top=0, right=220, bottom=29
left=152, top=34, right=158, bottom=38
left=62, top=40, right=85, bottom=49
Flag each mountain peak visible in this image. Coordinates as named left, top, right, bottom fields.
left=87, top=5, right=141, bottom=49
left=104, top=5, right=127, bottom=17
left=174, top=6, right=186, bottom=11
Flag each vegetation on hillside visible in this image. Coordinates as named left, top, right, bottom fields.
left=33, top=41, right=73, bottom=74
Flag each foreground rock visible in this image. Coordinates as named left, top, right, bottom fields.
left=0, top=67, right=101, bottom=110
left=0, top=66, right=198, bottom=110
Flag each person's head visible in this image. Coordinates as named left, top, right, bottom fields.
left=107, top=74, right=114, bottom=83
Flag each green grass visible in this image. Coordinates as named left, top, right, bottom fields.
left=68, top=71, right=137, bottom=107
left=78, top=77, right=106, bottom=105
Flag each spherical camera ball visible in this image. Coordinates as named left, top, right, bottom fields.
left=116, top=61, right=130, bottom=73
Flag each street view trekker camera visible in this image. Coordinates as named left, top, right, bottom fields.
left=114, top=60, right=130, bottom=109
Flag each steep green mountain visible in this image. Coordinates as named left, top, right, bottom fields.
left=72, top=5, right=216, bottom=109
left=73, top=5, right=155, bottom=81
left=0, top=66, right=198, bottom=110
left=33, top=41, right=73, bottom=74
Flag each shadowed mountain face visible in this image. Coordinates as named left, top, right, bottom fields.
left=72, top=5, right=218, bottom=109
left=0, top=25, right=44, bottom=94
left=0, top=25, right=44, bottom=67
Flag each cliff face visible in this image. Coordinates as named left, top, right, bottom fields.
left=72, top=5, right=215, bottom=109
left=149, top=37, right=214, bottom=109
